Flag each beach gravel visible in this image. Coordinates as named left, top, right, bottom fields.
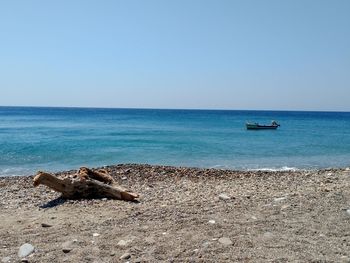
left=1, top=164, right=350, bottom=262
left=1, top=257, right=11, bottom=263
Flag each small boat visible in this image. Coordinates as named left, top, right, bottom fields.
left=246, top=120, right=280, bottom=130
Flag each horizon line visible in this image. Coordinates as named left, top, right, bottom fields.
left=1, top=105, right=350, bottom=113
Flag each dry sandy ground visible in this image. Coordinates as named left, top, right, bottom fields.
left=1, top=164, right=350, bottom=262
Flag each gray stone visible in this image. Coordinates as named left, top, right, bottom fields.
left=144, top=237, right=155, bottom=244
left=117, top=240, right=131, bottom=247
left=18, top=243, right=35, bottom=258
left=218, top=237, right=233, bottom=246
left=202, top=241, right=211, bottom=248
left=1, top=257, right=11, bottom=263
left=263, top=232, right=274, bottom=239
left=120, top=252, right=131, bottom=260
left=219, top=194, right=231, bottom=201
left=274, top=197, right=287, bottom=202
left=62, top=241, right=74, bottom=253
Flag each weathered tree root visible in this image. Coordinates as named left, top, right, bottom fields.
left=33, top=167, right=139, bottom=201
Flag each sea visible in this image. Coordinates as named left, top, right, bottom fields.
left=1, top=106, right=350, bottom=176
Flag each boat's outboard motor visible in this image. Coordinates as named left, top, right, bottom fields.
left=271, top=120, right=280, bottom=126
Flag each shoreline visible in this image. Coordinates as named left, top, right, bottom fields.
left=1, top=162, right=350, bottom=179
left=1, top=164, right=350, bottom=262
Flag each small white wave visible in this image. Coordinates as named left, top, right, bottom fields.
left=249, top=166, right=299, bottom=172
left=209, top=164, right=229, bottom=169
left=0, top=167, right=33, bottom=177
left=208, top=164, right=300, bottom=172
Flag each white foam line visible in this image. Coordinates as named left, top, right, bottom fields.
left=248, top=166, right=299, bottom=172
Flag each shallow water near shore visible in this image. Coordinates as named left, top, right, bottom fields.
left=0, top=106, right=350, bottom=176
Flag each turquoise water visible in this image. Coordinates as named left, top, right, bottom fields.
left=1, top=107, right=350, bottom=176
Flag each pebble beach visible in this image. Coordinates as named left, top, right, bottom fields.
left=1, top=164, right=350, bottom=262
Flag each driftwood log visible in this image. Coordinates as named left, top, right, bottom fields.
left=33, top=167, right=139, bottom=201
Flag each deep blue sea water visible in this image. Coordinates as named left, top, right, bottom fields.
left=1, top=107, right=350, bottom=176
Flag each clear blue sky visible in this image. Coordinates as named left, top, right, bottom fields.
left=1, top=0, right=349, bottom=111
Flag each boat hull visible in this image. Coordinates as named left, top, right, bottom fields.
left=246, top=123, right=279, bottom=130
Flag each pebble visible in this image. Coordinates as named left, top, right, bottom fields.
left=117, top=240, right=131, bottom=247
left=274, top=197, right=287, bottom=202
left=219, top=193, right=231, bottom=201
left=62, top=241, right=74, bottom=253
left=281, top=204, right=290, bottom=210
left=346, top=209, right=350, bottom=216
left=263, top=232, right=274, bottom=239
left=21, top=259, right=29, bottom=263
left=208, top=220, right=216, bottom=224
left=18, top=243, right=35, bottom=258
left=120, top=253, right=131, bottom=260
left=218, top=237, right=233, bottom=246
left=144, top=237, right=155, bottom=244
left=93, top=233, right=100, bottom=237
left=202, top=241, right=211, bottom=247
